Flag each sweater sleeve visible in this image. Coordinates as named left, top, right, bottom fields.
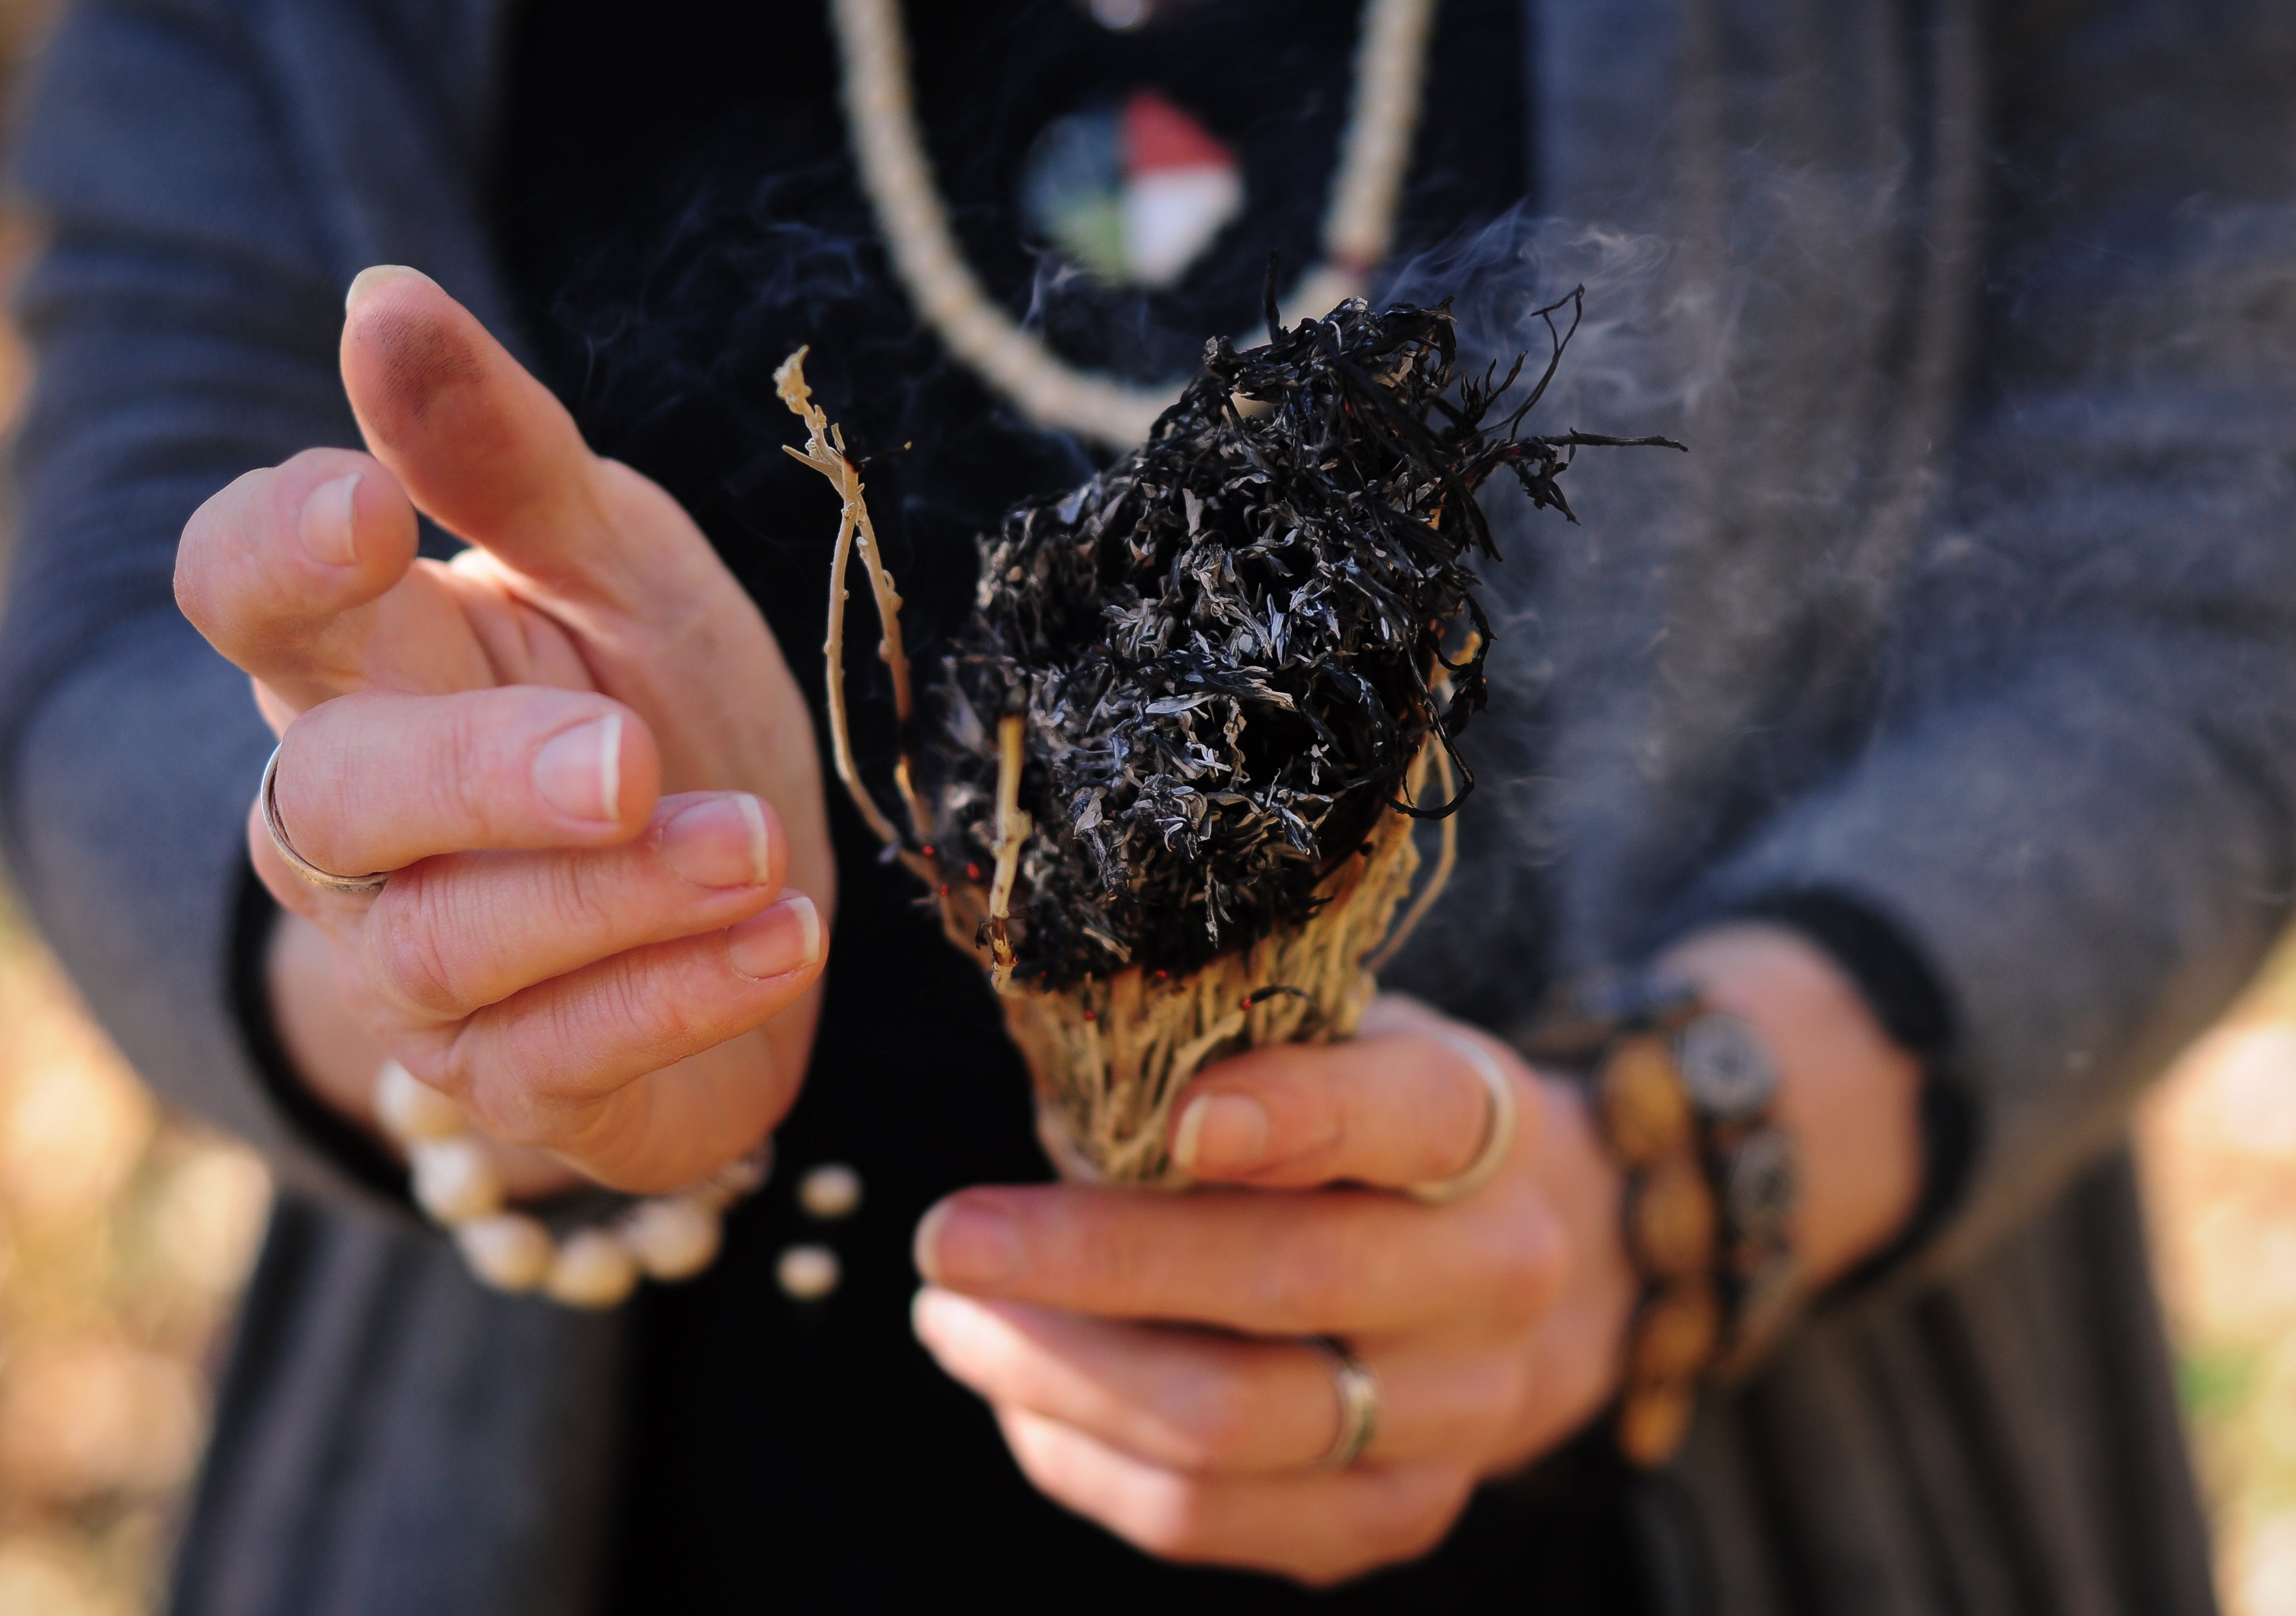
left=1679, top=0, right=2296, bottom=1278
left=0, top=0, right=489, bottom=1209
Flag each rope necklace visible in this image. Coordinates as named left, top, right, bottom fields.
left=830, top=0, right=1442, bottom=447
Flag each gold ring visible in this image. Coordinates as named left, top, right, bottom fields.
left=1313, top=1337, right=1381, bottom=1468
left=1405, top=1030, right=1520, bottom=1204
left=259, top=744, right=390, bottom=897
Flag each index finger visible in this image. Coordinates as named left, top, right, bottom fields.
left=1168, top=1026, right=1529, bottom=1193
left=912, top=1180, right=1563, bottom=1337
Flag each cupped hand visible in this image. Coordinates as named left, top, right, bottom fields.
left=175, top=266, right=834, bottom=1193
left=910, top=995, right=1635, bottom=1586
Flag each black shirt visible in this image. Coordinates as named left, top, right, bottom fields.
left=492, top=2, right=1654, bottom=1607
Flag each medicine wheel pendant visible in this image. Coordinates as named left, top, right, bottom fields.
left=830, top=0, right=1442, bottom=448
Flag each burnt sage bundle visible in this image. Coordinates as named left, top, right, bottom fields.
left=777, top=292, right=1679, bottom=1184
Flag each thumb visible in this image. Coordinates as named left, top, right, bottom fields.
left=338, top=266, right=697, bottom=605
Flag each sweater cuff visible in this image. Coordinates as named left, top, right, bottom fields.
left=227, top=860, right=411, bottom=1205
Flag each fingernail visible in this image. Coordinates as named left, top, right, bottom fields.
left=1172, top=1093, right=1271, bottom=1174
left=910, top=1285, right=946, bottom=1342
left=910, top=1285, right=966, bottom=1346
left=728, top=892, right=821, bottom=981
left=299, top=473, right=361, bottom=567
left=658, top=794, right=773, bottom=888
left=533, top=714, right=623, bottom=823
left=344, top=263, right=438, bottom=313
left=908, top=1287, right=991, bottom=1364
left=914, top=1198, right=1020, bottom=1287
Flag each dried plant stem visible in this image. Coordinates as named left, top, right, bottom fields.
left=987, top=714, right=1031, bottom=990
left=851, top=496, right=919, bottom=825
left=774, top=347, right=932, bottom=849
left=821, top=506, right=905, bottom=849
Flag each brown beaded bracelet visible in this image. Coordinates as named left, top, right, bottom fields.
left=1517, top=974, right=1806, bottom=1468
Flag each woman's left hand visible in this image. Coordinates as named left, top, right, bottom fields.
left=911, top=995, right=1637, bottom=1586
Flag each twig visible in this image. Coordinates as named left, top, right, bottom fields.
left=987, top=712, right=1031, bottom=991
left=774, top=348, right=933, bottom=847
left=844, top=449, right=924, bottom=831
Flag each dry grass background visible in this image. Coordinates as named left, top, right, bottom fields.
left=0, top=912, right=267, bottom=1616
left=0, top=3, right=2290, bottom=1612
left=2142, top=944, right=2296, bottom=1616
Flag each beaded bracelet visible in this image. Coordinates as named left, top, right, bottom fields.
left=1517, top=974, right=1805, bottom=1467
left=373, top=1060, right=770, bottom=1308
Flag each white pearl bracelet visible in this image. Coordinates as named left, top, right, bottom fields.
left=373, top=1060, right=769, bottom=1309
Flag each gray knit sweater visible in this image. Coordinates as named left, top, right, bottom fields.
left=4, top=0, right=2292, bottom=1610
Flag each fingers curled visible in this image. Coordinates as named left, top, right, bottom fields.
left=422, top=892, right=825, bottom=1129
left=993, top=1406, right=1474, bottom=1584
left=1170, top=1026, right=1535, bottom=1193
left=912, top=1181, right=1566, bottom=1336
left=269, top=685, right=662, bottom=878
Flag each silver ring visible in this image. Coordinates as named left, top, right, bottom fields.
left=1313, top=1337, right=1381, bottom=1468
left=1405, top=1030, right=1519, bottom=1204
left=259, top=744, right=390, bottom=897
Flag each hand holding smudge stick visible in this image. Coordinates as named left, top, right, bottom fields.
left=779, top=292, right=1681, bottom=1184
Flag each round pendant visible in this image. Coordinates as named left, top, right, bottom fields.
left=1021, top=90, right=1243, bottom=290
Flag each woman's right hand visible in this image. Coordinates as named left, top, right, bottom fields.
left=175, top=266, right=835, bottom=1194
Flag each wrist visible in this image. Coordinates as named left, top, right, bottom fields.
left=1655, top=923, right=1924, bottom=1286
left=230, top=873, right=405, bottom=1201
left=264, top=908, right=583, bottom=1201
left=265, top=908, right=389, bottom=1134
left=1510, top=925, right=1925, bottom=1468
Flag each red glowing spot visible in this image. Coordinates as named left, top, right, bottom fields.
left=966, top=862, right=983, bottom=882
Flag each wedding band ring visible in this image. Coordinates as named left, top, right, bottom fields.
left=1406, top=1030, right=1519, bottom=1204
left=1313, top=1337, right=1381, bottom=1468
left=259, top=745, right=390, bottom=897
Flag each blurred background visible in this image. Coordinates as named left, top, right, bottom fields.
left=0, top=9, right=293, bottom=1614
left=0, top=2, right=2289, bottom=1614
